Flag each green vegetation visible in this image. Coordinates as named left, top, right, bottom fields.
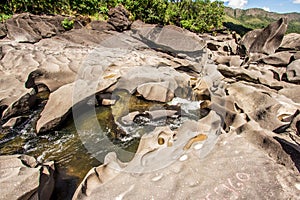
left=0, top=0, right=225, bottom=33
left=224, top=7, right=300, bottom=35
left=0, top=13, right=11, bottom=22
left=61, top=18, right=74, bottom=30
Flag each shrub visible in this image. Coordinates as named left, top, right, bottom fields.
left=61, top=18, right=74, bottom=30
left=0, top=0, right=225, bottom=33
left=165, top=0, right=224, bottom=33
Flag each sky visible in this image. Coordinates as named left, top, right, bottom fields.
left=221, top=0, right=300, bottom=13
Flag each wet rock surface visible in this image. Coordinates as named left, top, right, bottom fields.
left=0, top=12, right=299, bottom=200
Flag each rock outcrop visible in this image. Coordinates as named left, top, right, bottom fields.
left=0, top=155, right=55, bottom=200
left=0, top=12, right=300, bottom=200
left=107, top=5, right=132, bottom=32
left=239, top=17, right=288, bottom=56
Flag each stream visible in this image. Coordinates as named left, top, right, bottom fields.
left=0, top=90, right=204, bottom=199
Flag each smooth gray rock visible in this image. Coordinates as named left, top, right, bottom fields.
left=132, top=24, right=207, bottom=64
left=214, top=55, right=243, bottom=66
left=0, top=155, right=55, bottom=200
left=73, top=116, right=300, bottom=200
left=280, top=33, right=300, bottom=50
left=6, top=13, right=65, bottom=43
left=279, top=86, right=300, bottom=103
left=260, top=51, right=293, bottom=66
left=286, top=59, right=300, bottom=84
left=227, top=82, right=297, bottom=131
left=239, top=18, right=288, bottom=55
left=90, top=20, right=116, bottom=31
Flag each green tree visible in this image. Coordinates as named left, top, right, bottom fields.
left=165, top=0, right=224, bottom=33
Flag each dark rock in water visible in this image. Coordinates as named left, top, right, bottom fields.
left=5, top=13, right=65, bottom=43
left=280, top=33, right=300, bottom=51
left=239, top=18, right=288, bottom=55
left=259, top=51, right=293, bottom=66
left=286, top=60, right=300, bottom=84
left=107, top=5, right=131, bottom=32
left=2, top=92, right=37, bottom=122
left=2, top=116, right=28, bottom=128
left=90, top=20, right=116, bottom=31
left=0, top=155, right=55, bottom=200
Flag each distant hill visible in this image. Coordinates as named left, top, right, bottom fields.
left=224, top=7, right=300, bottom=35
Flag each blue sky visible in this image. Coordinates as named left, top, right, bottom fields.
left=222, top=0, right=300, bottom=13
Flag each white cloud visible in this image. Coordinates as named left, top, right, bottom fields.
left=223, top=0, right=248, bottom=9
left=293, top=0, right=300, bottom=4
left=262, top=7, right=270, bottom=12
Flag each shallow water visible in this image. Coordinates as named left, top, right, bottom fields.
left=0, top=91, right=202, bottom=199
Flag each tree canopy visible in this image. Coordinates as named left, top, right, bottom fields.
left=0, top=0, right=225, bottom=33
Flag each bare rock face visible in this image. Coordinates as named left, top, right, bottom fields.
left=73, top=112, right=300, bottom=200
left=5, top=13, right=65, bottom=43
left=107, top=5, right=132, bottom=32
left=0, top=155, right=55, bottom=200
left=286, top=59, right=300, bottom=84
left=259, top=51, right=293, bottom=66
left=279, top=86, right=300, bottom=103
left=0, top=23, right=7, bottom=38
left=132, top=23, right=207, bottom=65
left=34, top=24, right=206, bottom=132
left=239, top=18, right=288, bottom=55
left=116, top=66, right=190, bottom=102
left=1, top=14, right=300, bottom=200
left=89, top=20, right=116, bottom=31
left=280, top=33, right=300, bottom=51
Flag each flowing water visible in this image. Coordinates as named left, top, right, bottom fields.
left=0, top=90, right=203, bottom=199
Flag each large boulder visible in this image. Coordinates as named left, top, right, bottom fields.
left=259, top=51, right=293, bottom=66
left=239, top=18, right=288, bottom=56
left=0, top=155, right=55, bottom=200
left=5, top=13, right=65, bottom=43
left=89, top=20, right=116, bottom=31
left=107, top=5, right=132, bottom=32
left=227, top=82, right=299, bottom=131
left=286, top=59, right=300, bottom=84
left=116, top=66, right=190, bottom=102
left=132, top=23, right=207, bottom=65
left=280, top=33, right=300, bottom=51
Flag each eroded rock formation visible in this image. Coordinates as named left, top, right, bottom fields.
left=0, top=10, right=299, bottom=200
